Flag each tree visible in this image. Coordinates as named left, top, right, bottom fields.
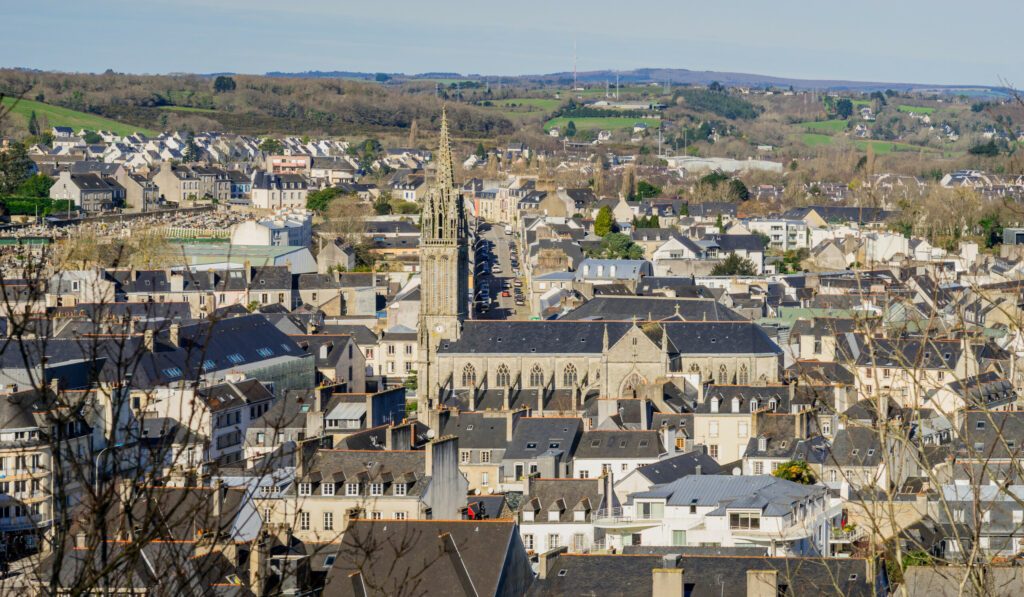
left=0, top=141, right=34, bottom=194
left=374, top=73, right=391, bottom=82
left=836, top=98, right=854, bottom=119
left=968, top=140, right=999, bottom=156
left=600, top=233, right=643, bottom=259
left=306, top=187, right=344, bottom=213
left=82, top=130, right=102, bottom=144
left=594, top=206, right=615, bottom=237
left=729, top=179, right=750, bottom=201
left=772, top=460, right=816, bottom=485
left=475, top=142, right=486, bottom=160
left=213, top=75, right=236, bottom=93
left=27, top=110, right=39, bottom=136
left=16, top=173, right=54, bottom=198
left=635, top=180, right=662, bottom=200
left=565, top=120, right=577, bottom=138
left=259, top=138, right=283, bottom=154
left=711, top=253, right=758, bottom=276
left=408, top=119, right=418, bottom=146
left=182, top=134, right=199, bottom=163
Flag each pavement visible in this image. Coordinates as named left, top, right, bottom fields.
left=472, top=223, right=529, bottom=321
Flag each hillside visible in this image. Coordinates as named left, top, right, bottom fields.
left=1, top=96, right=155, bottom=136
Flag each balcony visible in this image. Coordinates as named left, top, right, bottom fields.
left=830, top=526, right=863, bottom=544
left=592, top=508, right=662, bottom=530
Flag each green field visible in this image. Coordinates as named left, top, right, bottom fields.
left=799, top=132, right=936, bottom=154
left=544, top=116, right=662, bottom=132
left=897, top=104, right=935, bottom=114
left=1, top=97, right=155, bottom=136
left=158, top=105, right=218, bottom=113
left=495, top=98, right=562, bottom=111
left=799, top=119, right=848, bottom=132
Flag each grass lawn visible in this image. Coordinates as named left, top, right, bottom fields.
left=852, top=99, right=872, bottom=106
left=799, top=119, right=848, bottom=132
left=897, top=104, right=935, bottom=114
left=2, top=97, right=155, bottom=136
left=544, top=116, right=661, bottom=132
left=158, top=105, right=218, bottom=113
left=801, top=133, right=834, bottom=146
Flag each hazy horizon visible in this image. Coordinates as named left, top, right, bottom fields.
left=4, top=0, right=1021, bottom=87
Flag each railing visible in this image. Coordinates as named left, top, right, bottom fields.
left=593, top=507, right=661, bottom=525
left=830, top=527, right=863, bottom=542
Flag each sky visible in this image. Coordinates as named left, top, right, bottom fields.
left=4, top=0, right=1021, bottom=86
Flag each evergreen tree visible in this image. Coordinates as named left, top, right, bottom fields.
left=27, top=111, right=40, bottom=136
left=594, top=206, right=614, bottom=237
left=710, top=253, right=757, bottom=276
left=0, top=142, right=34, bottom=194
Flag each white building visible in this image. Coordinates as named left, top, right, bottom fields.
left=230, top=210, right=313, bottom=248
left=742, top=219, right=810, bottom=252
left=596, top=475, right=840, bottom=555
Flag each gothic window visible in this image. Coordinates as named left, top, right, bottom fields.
left=718, top=365, right=729, bottom=384
left=530, top=364, right=544, bottom=387
left=689, top=363, right=701, bottom=374
left=738, top=364, right=749, bottom=385
left=462, top=363, right=477, bottom=388
left=563, top=364, right=578, bottom=387
left=496, top=364, right=510, bottom=387
left=622, top=373, right=643, bottom=395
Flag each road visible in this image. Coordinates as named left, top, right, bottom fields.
left=472, top=223, right=529, bottom=321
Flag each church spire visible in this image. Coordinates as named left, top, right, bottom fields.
left=435, top=106, right=456, bottom=191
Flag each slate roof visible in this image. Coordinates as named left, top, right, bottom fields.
left=439, top=412, right=510, bottom=450
left=560, top=296, right=746, bottom=322
left=634, top=475, right=823, bottom=516
left=634, top=450, right=720, bottom=484
left=829, top=427, right=884, bottom=467
left=324, top=520, right=529, bottom=597
left=521, top=477, right=615, bottom=521
left=575, top=430, right=663, bottom=460
left=503, top=418, right=582, bottom=461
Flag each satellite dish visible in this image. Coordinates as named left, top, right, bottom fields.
left=487, top=487, right=495, bottom=495
left=732, top=467, right=741, bottom=476
left=425, top=429, right=436, bottom=440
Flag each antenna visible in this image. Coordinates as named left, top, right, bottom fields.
left=573, top=36, right=578, bottom=92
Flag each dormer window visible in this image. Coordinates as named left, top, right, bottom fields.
left=345, top=483, right=359, bottom=496
left=297, top=482, right=311, bottom=496
left=394, top=483, right=407, bottom=497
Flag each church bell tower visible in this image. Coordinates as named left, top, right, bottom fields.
left=417, top=108, right=468, bottom=412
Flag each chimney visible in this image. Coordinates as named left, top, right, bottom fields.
left=425, top=435, right=461, bottom=519
left=212, top=479, right=224, bottom=522
left=50, top=378, right=61, bottom=396
left=250, top=532, right=267, bottom=597
left=169, top=322, right=180, bottom=347
left=75, top=531, right=88, bottom=549
left=388, top=423, right=412, bottom=451
left=652, top=568, right=684, bottom=597
left=746, top=570, right=777, bottom=597
left=661, top=425, right=673, bottom=455
left=695, top=464, right=702, bottom=475
left=244, top=259, right=252, bottom=284
left=144, top=329, right=155, bottom=352
left=640, top=398, right=649, bottom=430
left=537, top=546, right=567, bottom=580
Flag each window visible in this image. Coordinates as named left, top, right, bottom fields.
left=298, top=482, right=311, bottom=496
left=754, top=462, right=764, bottom=475
left=573, top=533, right=586, bottom=551
left=462, top=364, right=477, bottom=387
left=394, top=512, right=407, bottom=520
left=829, top=470, right=837, bottom=482
left=708, top=445, right=718, bottom=459
left=563, top=364, right=578, bottom=387
left=822, top=421, right=832, bottom=436
left=323, top=512, right=334, bottom=531
left=322, top=483, right=335, bottom=497
left=394, top=483, right=407, bottom=496
left=371, top=511, right=382, bottom=520
left=461, top=450, right=471, bottom=464
left=1014, top=510, right=1023, bottom=524
left=345, top=483, right=359, bottom=496
left=718, top=365, right=729, bottom=384
left=739, top=422, right=748, bottom=438
left=675, top=437, right=686, bottom=451
left=370, top=483, right=383, bottom=496
left=738, top=364, right=749, bottom=385
left=578, top=470, right=590, bottom=479
left=530, top=364, right=544, bottom=387
left=813, top=338, right=822, bottom=354
left=729, top=512, right=761, bottom=530
left=496, top=365, right=510, bottom=387
left=548, top=534, right=560, bottom=549
left=523, top=534, right=535, bottom=551
left=480, top=450, right=491, bottom=463
left=709, top=422, right=719, bottom=438
left=299, top=512, right=310, bottom=531
left=672, top=530, right=686, bottom=546
left=405, top=344, right=413, bottom=355
left=481, top=472, right=489, bottom=485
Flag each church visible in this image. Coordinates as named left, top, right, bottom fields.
left=416, top=111, right=784, bottom=417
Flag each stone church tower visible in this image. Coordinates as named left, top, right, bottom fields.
left=417, top=108, right=468, bottom=412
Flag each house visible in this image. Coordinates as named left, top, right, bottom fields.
left=572, top=430, right=665, bottom=480
left=501, top=417, right=583, bottom=491
left=251, top=171, right=308, bottom=210
left=48, top=171, right=125, bottom=212
left=290, top=334, right=366, bottom=391
left=613, top=449, right=720, bottom=503
left=617, top=475, right=841, bottom=555
left=116, top=172, right=160, bottom=212
left=231, top=210, right=313, bottom=247
left=439, top=410, right=518, bottom=494
left=574, top=259, right=653, bottom=290
left=322, top=519, right=534, bottom=597
left=518, top=476, right=617, bottom=554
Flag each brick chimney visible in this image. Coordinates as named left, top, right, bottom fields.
left=652, top=568, right=684, bottom=597
left=169, top=322, right=180, bottom=347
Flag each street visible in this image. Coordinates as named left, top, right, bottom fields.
left=472, top=222, right=529, bottom=321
